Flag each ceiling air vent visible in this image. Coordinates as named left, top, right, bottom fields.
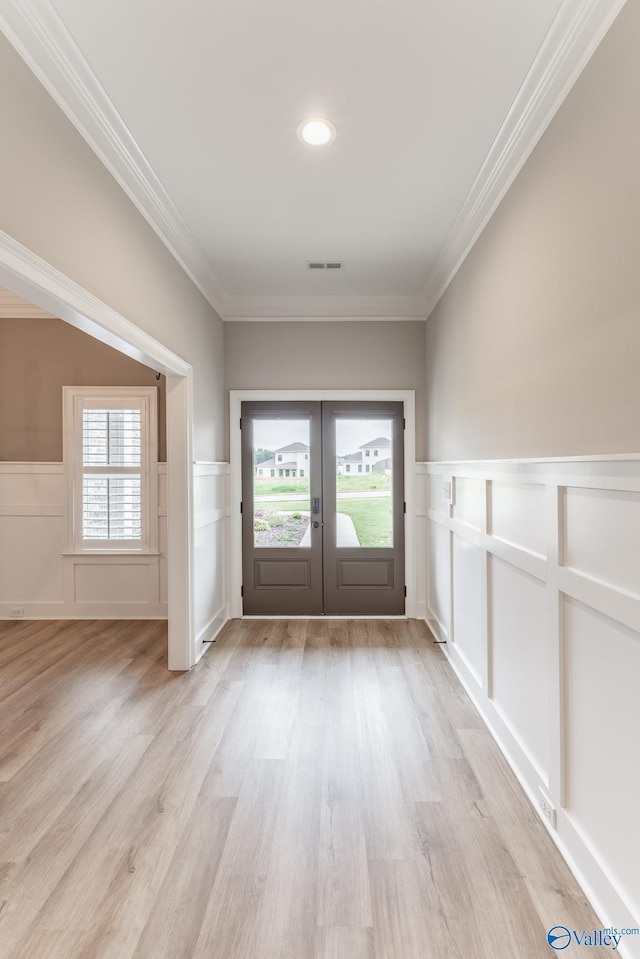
left=306, top=260, right=344, bottom=271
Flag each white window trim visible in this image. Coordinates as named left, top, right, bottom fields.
left=63, top=386, right=158, bottom=554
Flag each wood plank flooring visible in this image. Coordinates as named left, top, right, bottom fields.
left=0, top=618, right=608, bottom=958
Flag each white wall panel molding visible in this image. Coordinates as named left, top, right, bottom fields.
left=486, top=536, right=548, bottom=582
left=193, top=462, right=229, bottom=472
left=415, top=464, right=428, bottom=621
left=429, top=504, right=547, bottom=581
left=563, top=595, right=640, bottom=927
left=0, top=462, right=63, bottom=473
left=450, top=517, right=483, bottom=548
left=192, top=461, right=230, bottom=660
left=0, top=463, right=169, bottom=619
left=425, top=453, right=640, bottom=957
left=558, top=567, right=640, bottom=636
left=157, top=464, right=167, bottom=517
left=427, top=507, right=450, bottom=530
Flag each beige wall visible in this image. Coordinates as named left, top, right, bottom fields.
left=0, top=35, right=224, bottom=461
left=224, top=321, right=427, bottom=459
left=0, top=317, right=166, bottom=461
left=425, top=2, right=640, bottom=461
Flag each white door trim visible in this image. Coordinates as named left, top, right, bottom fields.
left=229, top=389, right=417, bottom=619
left=0, top=229, right=195, bottom=669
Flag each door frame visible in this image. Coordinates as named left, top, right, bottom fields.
left=229, top=389, right=416, bottom=618
left=0, top=229, right=196, bottom=670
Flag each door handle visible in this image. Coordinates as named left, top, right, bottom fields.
left=312, top=521, right=321, bottom=529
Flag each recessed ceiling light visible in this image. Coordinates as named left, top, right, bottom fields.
left=297, top=117, right=336, bottom=147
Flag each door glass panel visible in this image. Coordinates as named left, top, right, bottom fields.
left=253, top=418, right=310, bottom=548
left=335, top=418, right=393, bottom=548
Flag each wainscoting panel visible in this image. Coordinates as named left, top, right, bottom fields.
left=564, top=596, right=640, bottom=920
left=0, top=514, right=64, bottom=602
left=193, top=463, right=230, bottom=659
left=0, top=464, right=65, bottom=506
left=73, top=560, right=153, bottom=604
left=489, top=480, right=547, bottom=557
left=489, top=555, right=548, bottom=778
left=159, top=520, right=169, bottom=606
left=427, top=517, right=451, bottom=640
left=451, top=533, right=484, bottom=685
left=564, top=485, right=640, bottom=596
left=454, top=475, right=484, bottom=531
left=414, top=464, right=428, bottom=621
left=0, top=463, right=168, bottom=619
left=428, top=471, right=449, bottom=515
left=425, top=456, right=640, bottom=959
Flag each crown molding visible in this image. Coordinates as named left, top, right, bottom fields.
left=0, top=0, right=227, bottom=318
left=0, top=229, right=191, bottom=376
left=224, top=316, right=427, bottom=323
left=0, top=0, right=626, bottom=324
left=222, top=293, right=427, bottom=321
left=421, top=0, right=628, bottom=319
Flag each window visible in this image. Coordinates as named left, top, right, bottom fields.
left=64, top=387, right=157, bottom=552
left=358, top=464, right=363, bottom=473
left=374, top=449, right=379, bottom=456
left=277, top=454, right=282, bottom=462
left=270, top=469, right=275, bottom=477
left=300, top=469, right=304, bottom=477
left=365, top=449, right=370, bottom=456
left=345, top=464, right=351, bottom=473
left=365, top=464, right=370, bottom=473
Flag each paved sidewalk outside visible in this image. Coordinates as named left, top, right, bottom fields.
left=299, top=510, right=359, bottom=547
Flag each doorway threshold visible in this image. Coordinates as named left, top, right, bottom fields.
left=241, top=614, right=410, bottom=620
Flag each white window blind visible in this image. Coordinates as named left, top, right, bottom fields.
left=82, top=409, right=142, bottom=541
left=64, top=388, right=157, bottom=553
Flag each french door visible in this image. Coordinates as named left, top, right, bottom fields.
left=241, top=400, right=405, bottom=615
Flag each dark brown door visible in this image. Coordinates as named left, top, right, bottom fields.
left=322, top=401, right=405, bottom=615
left=241, top=401, right=323, bottom=615
left=241, top=400, right=405, bottom=615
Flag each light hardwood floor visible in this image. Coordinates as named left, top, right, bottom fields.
left=0, top=618, right=608, bottom=958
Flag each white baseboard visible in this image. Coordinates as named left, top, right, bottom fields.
left=195, top=605, right=229, bottom=662
left=426, top=598, right=640, bottom=958
left=0, top=602, right=167, bottom=620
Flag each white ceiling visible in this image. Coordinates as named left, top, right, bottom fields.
left=0, top=0, right=626, bottom=320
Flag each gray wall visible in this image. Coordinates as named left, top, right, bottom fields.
left=425, top=1, right=640, bottom=461
left=0, top=317, right=167, bottom=461
left=224, top=321, right=427, bottom=459
left=0, top=35, right=224, bottom=461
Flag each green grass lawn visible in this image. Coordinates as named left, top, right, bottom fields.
left=335, top=497, right=392, bottom=547
left=254, top=473, right=391, bottom=496
left=254, top=479, right=310, bottom=494
left=255, top=496, right=392, bottom=547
